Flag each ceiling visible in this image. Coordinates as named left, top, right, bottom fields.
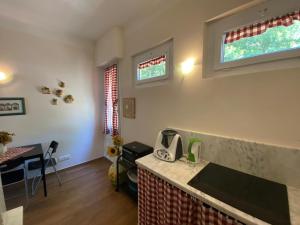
left=0, top=0, right=183, bottom=40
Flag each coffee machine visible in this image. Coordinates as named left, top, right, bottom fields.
left=153, top=129, right=183, bottom=162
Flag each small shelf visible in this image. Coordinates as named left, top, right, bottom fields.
left=116, top=155, right=138, bottom=200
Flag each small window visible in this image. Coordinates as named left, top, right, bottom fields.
left=223, top=20, right=300, bottom=63
left=203, top=2, right=300, bottom=78
left=133, top=40, right=173, bottom=85
left=218, top=9, right=300, bottom=69
left=137, top=55, right=166, bottom=81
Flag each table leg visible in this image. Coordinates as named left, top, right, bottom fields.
left=40, top=155, right=47, bottom=197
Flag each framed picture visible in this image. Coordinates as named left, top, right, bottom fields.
left=0, top=98, right=26, bottom=116
left=122, top=97, right=135, bottom=119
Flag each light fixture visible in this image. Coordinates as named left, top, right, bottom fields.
left=181, top=58, right=196, bottom=75
left=0, top=71, right=13, bottom=84
left=0, top=72, right=7, bottom=80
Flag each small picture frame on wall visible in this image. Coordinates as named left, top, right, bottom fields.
left=0, top=98, right=26, bottom=116
left=123, top=97, right=135, bottom=119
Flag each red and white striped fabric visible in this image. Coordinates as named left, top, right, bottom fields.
left=138, top=168, right=245, bottom=225
left=104, top=64, right=119, bottom=136
left=138, top=55, right=166, bottom=69
left=225, top=10, right=300, bottom=44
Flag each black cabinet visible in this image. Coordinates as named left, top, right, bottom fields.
left=115, top=142, right=153, bottom=196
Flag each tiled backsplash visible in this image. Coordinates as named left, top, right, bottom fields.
left=174, top=128, right=300, bottom=189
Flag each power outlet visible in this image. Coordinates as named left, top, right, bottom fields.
left=58, top=154, right=71, bottom=162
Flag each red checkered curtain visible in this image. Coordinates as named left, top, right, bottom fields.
left=138, top=168, right=246, bottom=225
left=225, top=10, right=300, bottom=44
left=138, top=55, right=166, bottom=69
left=104, top=64, right=119, bottom=135
left=201, top=204, right=245, bottom=225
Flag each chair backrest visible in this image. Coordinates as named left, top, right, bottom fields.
left=0, top=157, right=24, bottom=172
left=49, top=141, right=59, bottom=154
left=44, top=141, right=59, bottom=160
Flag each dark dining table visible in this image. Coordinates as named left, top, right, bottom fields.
left=0, top=143, right=47, bottom=197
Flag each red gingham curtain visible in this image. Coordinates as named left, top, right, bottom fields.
left=225, top=10, right=300, bottom=44
left=138, top=55, right=166, bottom=69
left=138, top=168, right=245, bottom=225
left=104, top=64, right=119, bottom=136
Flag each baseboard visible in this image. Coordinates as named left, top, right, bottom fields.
left=104, top=155, right=113, bottom=162
left=46, top=156, right=107, bottom=175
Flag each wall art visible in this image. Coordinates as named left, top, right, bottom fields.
left=0, top=98, right=26, bottom=116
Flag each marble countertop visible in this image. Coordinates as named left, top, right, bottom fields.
left=136, top=154, right=300, bottom=225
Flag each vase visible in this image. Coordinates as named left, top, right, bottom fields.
left=0, top=144, right=7, bottom=154
left=108, top=163, right=117, bottom=186
left=107, top=158, right=125, bottom=186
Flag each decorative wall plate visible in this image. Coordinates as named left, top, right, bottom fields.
left=55, top=89, right=64, bottom=97
left=41, top=86, right=51, bottom=94
left=51, top=98, right=58, bottom=105
left=39, top=80, right=74, bottom=105
left=58, top=81, right=65, bottom=88
left=64, top=95, right=74, bottom=103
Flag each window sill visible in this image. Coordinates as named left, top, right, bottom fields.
left=203, top=56, right=300, bottom=79
left=135, top=78, right=170, bottom=88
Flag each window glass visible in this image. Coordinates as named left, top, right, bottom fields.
left=138, top=55, right=166, bottom=81
left=133, top=39, right=172, bottom=85
left=223, top=21, right=300, bottom=62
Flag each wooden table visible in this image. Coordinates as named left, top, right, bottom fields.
left=21, top=144, right=47, bottom=197
left=0, top=144, right=47, bottom=197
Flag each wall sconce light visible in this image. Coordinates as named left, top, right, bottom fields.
left=0, top=71, right=13, bottom=84
left=180, top=58, right=196, bottom=75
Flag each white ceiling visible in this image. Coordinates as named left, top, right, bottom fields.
left=0, top=0, right=182, bottom=40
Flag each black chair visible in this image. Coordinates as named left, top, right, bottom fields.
left=28, top=141, right=62, bottom=195
left=0, top=157, right=29, bottom=206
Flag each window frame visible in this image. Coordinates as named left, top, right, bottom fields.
left=202, top=0, right=300, bottom=78
left=214, top=21, right=300, bottom=70
left=132, top=39, right=173, bottom=86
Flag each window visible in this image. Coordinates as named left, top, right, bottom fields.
left=133, top=40, right=173, bottom=85
left=203, top=1, right=300, bottom=78
left=138, top=55, right=166, bottom=81
left=104, top=64, right=119, bottom=135
left=222, top=10, right=300, bottom=63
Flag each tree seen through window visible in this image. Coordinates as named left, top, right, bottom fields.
left=223, top=21, right=300, bottom=62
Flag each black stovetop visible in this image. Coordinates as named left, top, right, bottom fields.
left=188, top=163, right=291, bottom=225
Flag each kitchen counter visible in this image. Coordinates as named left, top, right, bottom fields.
left=136, top=154, right=300, bottom=225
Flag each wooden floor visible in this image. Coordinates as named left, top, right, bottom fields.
left=6, top=158, right=138, bottom=225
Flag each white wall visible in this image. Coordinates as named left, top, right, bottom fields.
left=119, top=0, right=300, bottom=149
left=95, top=26, right=124, bottom=67
left=0, top=26, right=104, bottom=170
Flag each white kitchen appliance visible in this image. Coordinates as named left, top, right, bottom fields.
left=153, top=129, right=183, bottom=162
